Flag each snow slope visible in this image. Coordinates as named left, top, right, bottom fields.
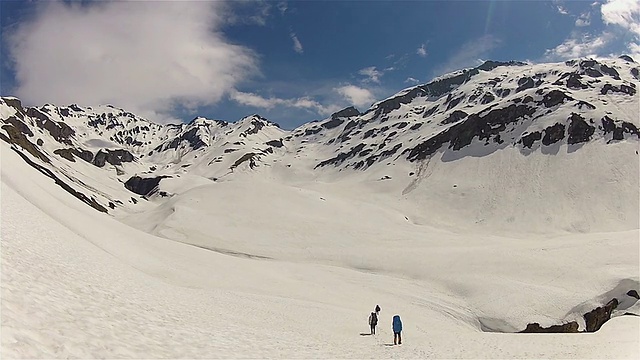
left=2, top=57, right=639, bottom=358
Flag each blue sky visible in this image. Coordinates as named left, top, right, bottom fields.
left=1, top=0, right=638, bottom=128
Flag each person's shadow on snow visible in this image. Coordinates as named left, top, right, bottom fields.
left=359, top=332, right=372, bottom=336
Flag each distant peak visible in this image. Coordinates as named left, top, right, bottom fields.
left=331, top=106, right=361, bottom=119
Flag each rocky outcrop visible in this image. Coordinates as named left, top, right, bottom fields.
left=93, top=149, right=135, bottom=167
left=124, top=175, right=170, bottom=196
left=520, top=321, right=579, bottom=333
left=584, top=298, right=618, bottom=332
left=331, top=106, right=360, bottom=118
left=567, top=113, right=595, bottom=145
left=542, top=123, right=565, bottom=145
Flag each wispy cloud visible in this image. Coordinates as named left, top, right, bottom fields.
left=544, top=32, right=614, bottom=59
left=358, top=66, right=383, bottom=83
left=335, top=85, right=375, bottom=108
left=416, top=44, right=427, bottom=57
left=404, top=77, right=420, bottom=84
left=545, top=0, right=640, bottom=60
left=6, top=1, right=257, bottom=123
left=435, top=35, right=501, bottom=75
left=575, top=12, right=591, bottom=27
left=277, top=1, right=288, bottom=15
left=230, top=91, right=339, bottom=115
left=290, top=32, right=303, bottom=54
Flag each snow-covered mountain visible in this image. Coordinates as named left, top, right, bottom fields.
left=2, top=57, right=639, bottom=358
left=1, top=56, right=637, bottom=232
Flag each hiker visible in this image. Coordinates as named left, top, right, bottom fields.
left=375, top=304, right=381, bottom=315
left=392, top=315, right=402, bottom=345
left=369, top=311, right=378, bottom=335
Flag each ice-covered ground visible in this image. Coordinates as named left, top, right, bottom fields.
left=2, top=137, right=639, bottom=358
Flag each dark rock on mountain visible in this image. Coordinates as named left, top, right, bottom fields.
left=631, top=68, right=639, bottom=80
left=600, top=116, right=640, bottom=140
left=619, top=55, right=634, bottom=62
left=93, top=149, right=135, bottom=167
left=266, top=139, right=284, bottom=148
left=627, top=290, right=640, bottom=299
left=441, top=110, right=468, bottom=125
left=567, top=113, right=595, bottom=145
left=520, top=321, right=579, bottom=333
left=601, top=83, right=636, bottom=96
left=316, top=143, right=366, bottom=168
left=322, top=118, right=344, bottom=129
left=541, top=90, right=572, bottom=108
left=53, top=148, right=94, bottom=163
left=125, top=175, right=170, bottom=196
left=5, top=116, right=33, bottom=137
left=542, top=123, right=566, bottom=145
left=231, top=152, right=258, bottom=169
left=4, top=98, right=23, bottom=113
left=519, top=131, right=542, bottom=149
left=480, top=93, right=495, bottom=104
left=599, top=64, right=620, bottom=79
left=1, top=123, right=50, bottom=163
left=27, top=108, right=75, bottom=145
left=584, top=298, right=618, bottom=332
left=331, top=106, right=360, bottom=119
left=445, top=96, right=464, bottom=110
left=410, top=123, right=423, bottom=131
left=516, top=77, right=536, bottom=92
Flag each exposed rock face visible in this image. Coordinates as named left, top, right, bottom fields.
left=600, top=116, right=640, bottom=141
left=567, top=113, right=595, bottom=145
left=331, top=106, right=360, bottom=118
left=265, top=139, right=284, bottom=148
left=93, top=149, right=135, bottom=167
left=542, top=123, right=566, bottom=145
left=404, top=104, right=537, bottom=161
left=584, top=298, right=618, bottom=332
left=520, top=322, right=579, bottom=333
left=519, top=131, right=542, bottom=149
left=1, top=123, right=50, bottom=163
left=231, top=152, right=258, bottom=169
left=54, top=148, right=94, bottom=163
left=124, top=175, right=169, bottom=196
left=27, top=108, right=75, bottom=144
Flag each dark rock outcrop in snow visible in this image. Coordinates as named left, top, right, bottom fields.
left=124, top=175, right=170, bottom=196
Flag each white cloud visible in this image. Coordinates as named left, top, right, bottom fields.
left=575, top=12, right=591, bottom=27
left=557, top=5, right=570, bottom=15
left=7, top=1, right=258, bottom=123
left=416, top=44, right=427, bottom=57
left=230, top=91, right=339, bottom=115
left=358, top=66, right=383, bottom=83
left=404, top=77, right=420, bottom=84
left=290, top=32, right=304, bottom=54
left=601, top=0, right=640, bottom=36
left=544, top=32, right=614, bottom=59
left=335, top=85, right=375, bottom=108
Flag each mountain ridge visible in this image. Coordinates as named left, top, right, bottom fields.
left=1, top=56, right=638, bottom=234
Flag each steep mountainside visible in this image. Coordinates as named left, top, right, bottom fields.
left=1, top=56, right=638, bottom=233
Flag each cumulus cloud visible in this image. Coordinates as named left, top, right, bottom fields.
left=335, top=85, right=375, bottom=108
left=290, top=32, right=304, bottom=54
left=7, top=1, right=258, bottom=123
left=358, top=66, right=383, bottom=83
left=416, top=44, right=427, bottom=57
left=601, top=0, right=640, bottom=36
left=404, top=77, right=420, bottom=84
left=230, top=91, right=339, bottom=115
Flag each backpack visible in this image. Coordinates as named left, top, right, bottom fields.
left=370, top=312, right=378, bottom=325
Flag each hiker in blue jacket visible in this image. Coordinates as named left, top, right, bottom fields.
left=392, top=315, right=402, bottom=345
